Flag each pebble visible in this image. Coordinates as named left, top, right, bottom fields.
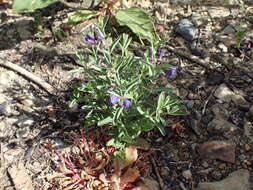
left=211, top=170, right=222, bottom=180
left=217, top=43, right=228, bottom=53
left=249, top=105, right=253, bottom=117
left=214, top=84, right=234, bottom=103
left=176, top=19, right=198, bottom=41
left=17, top=117, right=35, bottom=128
left=196, top=169, right=251, bottom=190
left=218, top=163, right=226, bottom=169
left=197, top=140, right=235, bottom=163
left=182, top=170, right=192, bottom=180
left=0, top=94, right=12, bottom=116
left=207, top=117, right=238, bottom=138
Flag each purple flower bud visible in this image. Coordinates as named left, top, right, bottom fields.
left=165, top=68, right=177, bottom=78
left=109, top=95, right=120, bottom=105
left=158, top=49, right=165, bottom=60
left=95, top=27, right=104, bottom=40
left=150, top=47, right=155, bottom=58
left=84, top=34, right=96, bottom=45
left=122, top=99, right=132, bottom=108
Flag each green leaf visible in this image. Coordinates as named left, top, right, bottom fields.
left=98, top=116, right=113, bottom=126
left=12, top=0, right=57, bottom=13
left=115, top=7, right=157, bottom=42
left=107, top=138, right=125, bottom=148
left=67, top=10, right=99, bottom=25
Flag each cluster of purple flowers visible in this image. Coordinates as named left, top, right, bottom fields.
left=158, top=49, right=177, bottom=79
left=84, top=27, right=104, bottom=45
left=108, top=95, right=132, bottom=108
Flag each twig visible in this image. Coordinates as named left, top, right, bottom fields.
left=165, top=45, right=211, bottom=70
left=0, top=58, right=57, bottom=95
left=150, top=156, right=165, bottom=190
left=202, top=87, right=217, bottom=115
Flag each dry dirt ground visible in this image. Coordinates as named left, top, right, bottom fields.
left=0, top=0, right=253, bottom=190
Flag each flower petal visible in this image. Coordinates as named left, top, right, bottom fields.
left=123, top=99, right=132, bottom=108
left=109, top=95, right=120, bottom=105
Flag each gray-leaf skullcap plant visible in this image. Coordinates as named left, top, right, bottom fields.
left=108, top=95, right=132, bottom=108
left=109, top=95, right=120, bottom=105
left=95, top=27, right=105, bottom=40
left=165, top=68, right=177, bottom=78
left=84, top=34, right=96, bottom=45
left=122, top=99, right=132, bottom=108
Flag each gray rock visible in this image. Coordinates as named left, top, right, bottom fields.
left=16, top=116, right=35, bottom=128
left=0, top=94, right=12, bottom=116
left=244, top=119, right=253, bottom=143
left=249, top=105, right=253, bottom=117
left=214, top=84, right=234, bottom=103
left=182, top=170, right=192, bottom=180
left=0, top=69, right=16, bottom=88
left=208, top=7, right=230, bottom=19
left=196, top=169, right=250, bottom=190
left=231, top=94, right=250, bottom=109
left=190, top=119, right=201, bottom=136
left=16, top=127, right=30, bottom=139
left=207, top=117, right=237, bottom=138
left=176, top=19, right=198, bottom=41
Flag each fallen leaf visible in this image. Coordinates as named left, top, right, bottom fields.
left=197, top=140, right=235, bottom=163
left=140, top=177, right=160, bottom=190
left=130, top=138, right=150, bottom=150
left=121, top=168, right=140, bottom=183
left=118, top=146, right=138, bottom=170
left=8, top=162, right=34, bottom=190
left=131, top=185, right=152, bottom=190
left=171, top=122, right=185, bottom=135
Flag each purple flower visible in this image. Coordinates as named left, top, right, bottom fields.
left=158, top=49, right=165, bottom=60
left=95, top=27, right=104, bottom=40
left=165, top=68, right=177, bottom=78
left=122, top=99, right=132, bottom=108
left=109, top=95, right=120, bottom=105
left=84, top=34, right=96, bottom=45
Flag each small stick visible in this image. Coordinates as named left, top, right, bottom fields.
left=165, top=45, right=211, bottom=70
left=0, top=58, right=57, bottom=95
left=150, top=156, right=165, bottom=190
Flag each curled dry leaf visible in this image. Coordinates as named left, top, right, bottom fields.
left=130, top=185, right=152, bottom=190
left=121, top=168, right=140, bottom=183
left=131, top=138, right=150, bottom=150
left=171, top=122, right=185, bottom=135
left=197, top=140, right=235, bottom=163
left=118, top=146, right=138, bottom=170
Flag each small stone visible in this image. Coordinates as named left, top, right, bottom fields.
left=206, top=72, right=225, bottom=85
left=17, top=117, right=35, bottom=128
left=231, top=94, right=250, bottom=109
left=244, top=119, right=253, bottom=143
left=208, top=7, right=230, bottom=19
left=176, top=19, right=198, bottom=41
left=244, top=144, right=251, bottom=151
left=182, top=170, right=192, bottom=180
left=211, top=170, right=222, bottom=180
left=197, top=140, right=235, bottom=163
left=16, top=127, right=30, bottom=139
left=202, top=161, right=209, bottom=168
left=207, top=117, right=237, bottom=138
left=190, top=119, right=201, bottom=136
left=217, top=43, right=228, bottom=53
left=214, top=84, right=234, bottom=103
left=186, top=100, right=194, bottom=109
left=196, top=169, right=250, bottom=190
left=249, top=105, right=253, bottom=117
left=218, top=163, right=226, bottom=169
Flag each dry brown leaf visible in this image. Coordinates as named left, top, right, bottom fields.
left=121, top=168, right=140, bottom=183
left=118, top=146, right=138, bottom=170
left=141, top=177, right=160, bottom=190
left=131, top=138, right=150, bottom=150
left=197, top=140, right=235, bottom=163
left=171, top=122, right=185, bottom=135
left=130, top=185, right=152, bottom=190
